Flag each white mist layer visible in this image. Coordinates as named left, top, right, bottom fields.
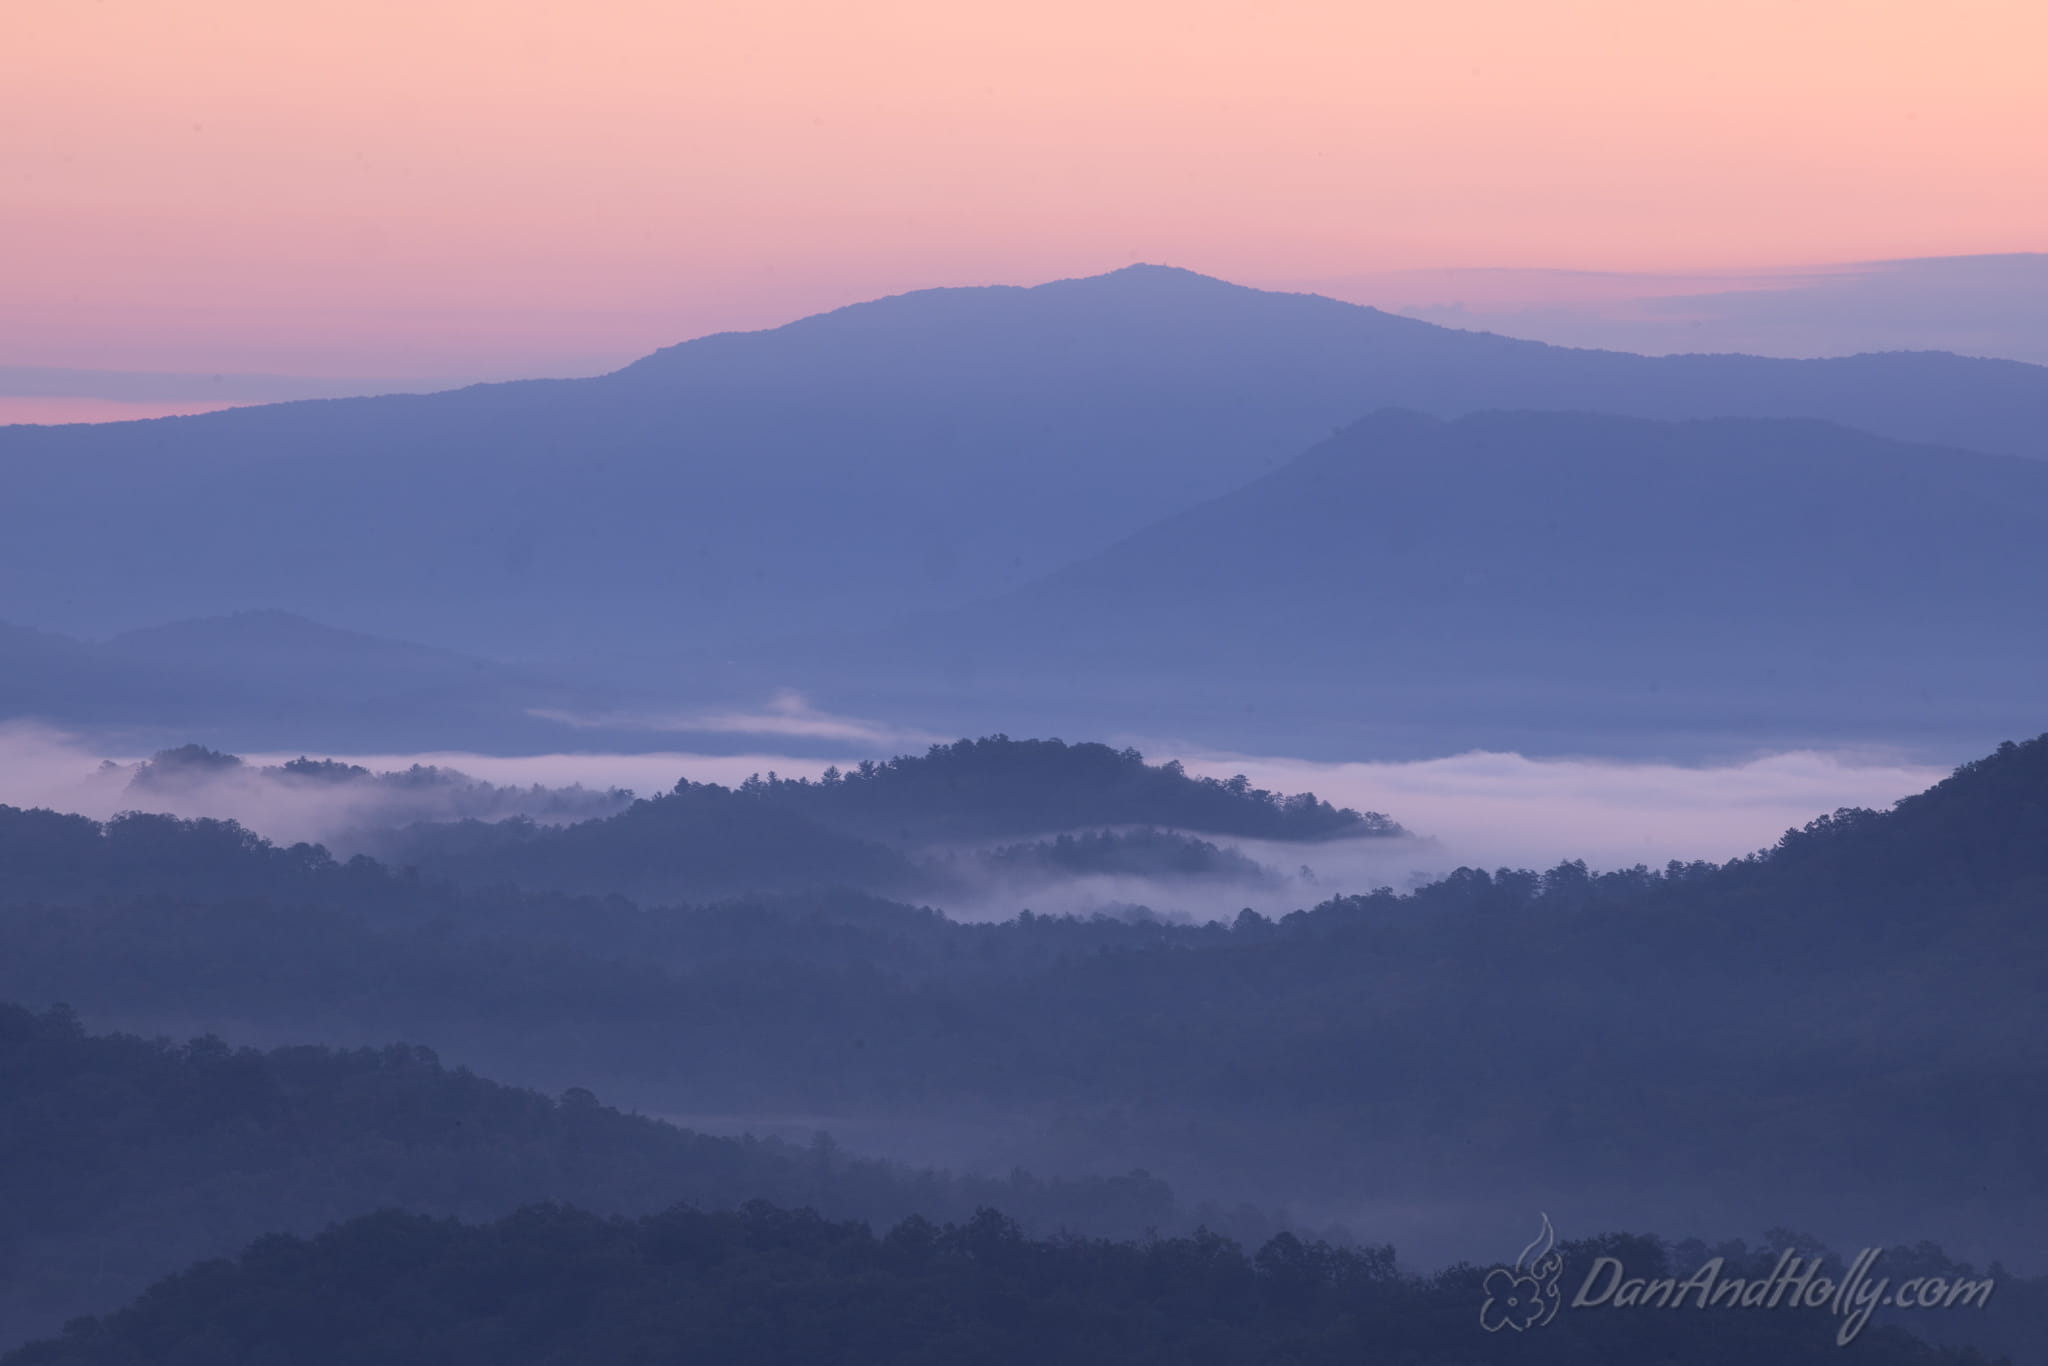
left=1143, top=743, right=1948, bottom=877
left=0, top=723, right=1950, bottom=914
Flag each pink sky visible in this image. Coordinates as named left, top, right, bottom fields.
left=5, top=0, right=2044, bottom=381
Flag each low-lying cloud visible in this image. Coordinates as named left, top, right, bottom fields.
left=0, top=722, right=1950, bottom=916
left=1147, top=743, right=1948, bottom=878
left=0, top=723, right=634, bottom=851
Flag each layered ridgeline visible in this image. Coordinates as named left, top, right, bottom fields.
left=360, top=736, right=1389, bottom=901
left=17, top=405, right=2045, bottom=760
left=0, top=733, right=1392, bottom=913
left=827, top=409, right=2048, bottom=756
left=121, top=742, right=635, bottom=829
left=5, top=265, right=2048, bottom=676
left=0, top=612, right=622, bottom=753
left=8, top=1203, right=2024, bottom=1366
left=0, top=1003, right=1260, bottom=1352
left=3, top=734, right=2044, bottom=1271
left=15, top=735, right=1389, bottom=906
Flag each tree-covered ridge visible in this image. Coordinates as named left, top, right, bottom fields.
left=3, top=734, right=2046, bottom=1308
left=127, top=744, right=635, bottom=823
left=363, top=783, right=919, bottom=901
left=1291, top=731, right=2048, bottom=925
left=0, top=734, right=1391, bottom=908
left=1746, top=735, right=2048, bottom=899
left=971, top=827, right=1273, bottom=883
left=0, top=807, right=372, bottom=906
left=7, top=731, right=2038, bottom=937
left=360, top=735, right=1389, bottom=899
left=5, top=1203, right=2005, bottom=1366
left=739, top=736, right=1391, bottom=841
left=0, top=1002, right=1270, bottom=1350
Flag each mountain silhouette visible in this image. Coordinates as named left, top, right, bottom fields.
left=0, top=612, right=610, bottom=752
left=4, top=266, right=2046, bottom=681
left=823, top=409, right=2048, bottom=757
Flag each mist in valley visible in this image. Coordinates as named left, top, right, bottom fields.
left=0, top=720, right=1946, bottom=918
left=6, top=144, right=2048, bottom=1359
left=6, top=722, right=2038, bottom=1320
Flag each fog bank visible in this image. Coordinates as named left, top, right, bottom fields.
left=0, top=724, right=1949, bottom=896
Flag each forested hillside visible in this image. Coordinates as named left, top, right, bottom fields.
left=3, top=736, right=2042, bottom=1277
left=6, top=1203, right=2017, bottom=1366
left=840, top=410, right=2048, bottom=756
left=0, top=1003, right=1263, bottom=1348
left=351, top=736, right=1391, bottom=900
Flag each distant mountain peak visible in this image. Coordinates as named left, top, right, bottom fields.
left=1080, top=262, right=1236, bottom=286
left=1037, top=262, right=1330, bottom=304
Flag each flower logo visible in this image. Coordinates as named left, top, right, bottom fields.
left=1479, top=1213, right=1564, bottom=1332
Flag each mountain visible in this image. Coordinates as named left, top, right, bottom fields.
left=823, top=409, right=2048, bottom=757
left=4, top=266, right=2047, bottom=679
left=99, top=610, right=523, bottom=699
left=6, top=735, right=2046, bottom=1270
left=0, top=611, right=617, bottom=752
left=0, top=1001, right=1220, bottom=1350
left=0, top=736, right=1389, bottom=906
left=8, top=1202, right=2003, bottom=1366
left=695, top=736, right=1380, bottom=843
left=1, top=610, right=912, bottom=754
left=0, top=622, right=172, bottom=718
left=363, top=736, right=1390, bottom=900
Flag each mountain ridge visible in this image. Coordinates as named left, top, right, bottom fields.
left=804, top=407, right=2048, bottom=757
left=5, top=265, right=2047, bottom=684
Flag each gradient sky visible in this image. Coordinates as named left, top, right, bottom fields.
left=6, top=0, right=2044, bottom=381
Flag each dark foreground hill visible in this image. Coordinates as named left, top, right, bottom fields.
left=0, top=1002, right=1251, bottom=1350
left=837, top=409, right=2048, bottom=755
left=4, top=1203, right=2014, bottom=1366
left=6, top=265, right=2048, bottom=678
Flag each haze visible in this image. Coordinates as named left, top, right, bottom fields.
left=0, top=724, right=1944, bottom=892
left=6, top=0, right=2044, bottom=385
left=5, top=6, right=2048, bottom=1361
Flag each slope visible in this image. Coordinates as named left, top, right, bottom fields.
left=4, top=266, right=2046, bottom=679
left=832, top=409, right=2048, bottom=755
